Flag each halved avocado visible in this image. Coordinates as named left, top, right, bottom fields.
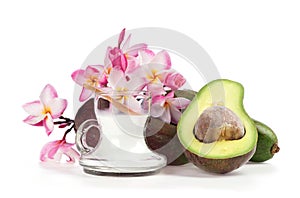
left=177, top=79, right=258, bottom=174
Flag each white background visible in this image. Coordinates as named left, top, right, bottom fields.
left=1, top=0, right=299, bottom=196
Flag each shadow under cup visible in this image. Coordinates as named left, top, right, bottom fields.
left=76, top=90, right=167, bottom=176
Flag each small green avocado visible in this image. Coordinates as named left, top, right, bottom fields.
left=177, top=79, right=258, bottom=174
left=250, top=120, right=280, bottom=162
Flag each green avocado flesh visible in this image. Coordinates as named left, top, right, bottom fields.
left=177, top=79, right=258, bottom=173
left=250, top=120, right=279, bottom=162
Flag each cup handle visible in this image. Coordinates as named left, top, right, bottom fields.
left=75, top=119, right=101, bottom=155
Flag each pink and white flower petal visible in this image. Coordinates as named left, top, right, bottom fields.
left=85, top=65, right=101, bottom=77
left=150, top=103, right=165, bottom=118
left=59, top=141, right=80, bottom=163
left=40, top=140, right=60, bottom=161
left=118, top=28, right=126, bottom=48
left=119, top=54, right=128, bottom=72
left=71, top=69, right=86, bottom=86
left=40, top=140, right=80, bottom=163
left=47, top=98, right=68, bottom=118
left=60, top=141, right=74, bottom=149
left=141, top=65, right=160, bottom=84
left=88, top=65, right=105, bottom=73
left=139, top=49, right=155, bottom=65
left=151, top=50, right=171, bottom=69
left=152, top=94, right=167, bottom=104
left=62, top=147, right=80, bottom=163
left=170, top=97, right=191, bottom=109
left=120, top=29, right=147, bottom=55
left=152, top=91, right=174, bottom=104
left=160, top=107, right=171, bottom=124
left=125, top=56, right=139, bottom=74
left=32, top=121, right=43, bottom=126
left=22, top=100, right=44, bottom=116
left=79, top=87, right=93, bottom=102
left=107, top=47, right=126, bottom=69
left=39, top=84, right=58, bottom=106
left=126, top=43, right=148, bottom=57
left=164, top=91, right=175, bottom=99
left=163, top=71, right=186, bottom=90
left=169, top=105, right=182, bottom=124
left=107, top=68, right=126, bottom=89
left=126, top=67, right=147, bottom=86
left=99, top=73, right=108, bottom=87
left=43, top=115, right=54, bottom=136
left=147, top=83, right=166, bottom=98
left=48, top=142, right=62, bottom=159
left=126, top=73, right=146, bottom=91
left=23, top=115, right=45, bottom=125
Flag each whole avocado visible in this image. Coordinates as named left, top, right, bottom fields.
left=250, top=120, right=280, bottom=162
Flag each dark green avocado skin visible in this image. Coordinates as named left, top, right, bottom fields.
left=185, top=149, right=255, bottom=174
left=144, top=117, right=189, bottom=165
left=250, top=120, right=279, bottom=162
left=174, top=89, right=197, bottom=101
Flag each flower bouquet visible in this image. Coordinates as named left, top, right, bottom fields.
left=23, top=29, right=193, bottom=167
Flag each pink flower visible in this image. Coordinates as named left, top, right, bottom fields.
left=23, top=84, right=67, bottom=136
left=147, top=83, right=166, bottom=98
left=139, top=50, right=172, bottom=86
left=106, top=68, right=145, bottom=111
left=163, top=71, right=186, bottom=90
left=108, top=68, right=144, bottom=91
left=106, top=47, right=128, bottom=72
left=104, top=28, right=147, bottom=75
left=40, top=139, right=80, bottom=163
left=119, top=28, right=148, bottom=60
left=118, top=28, right=126, bottom=48
left=151, top=91, right=190, bottom=124
left=71, top=65, right=106, bottom=102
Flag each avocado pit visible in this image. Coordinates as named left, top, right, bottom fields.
left=194, top=106, right=245, bottom=143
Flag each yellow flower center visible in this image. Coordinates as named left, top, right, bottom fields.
left=115, top=87, right=129, bottom=102
left=43, top=106, right=52, bottom=115
left=105, top=67, right=112, bottom=75
left=86, top=75, right=99, bottom=87
left=146, top=69, right=161, bottom=83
